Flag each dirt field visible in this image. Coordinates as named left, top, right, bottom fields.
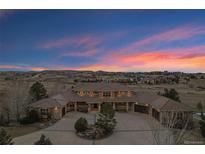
left=131, top=83, right=205, bottom=110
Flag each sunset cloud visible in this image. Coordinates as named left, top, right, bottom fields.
left=59, top=49, right=100, bottom=57
left=0, top=65, right=23, bottom=69
left=0, top=65, right=48, bottom=71
left=2, top=10, right=205, bottom=72
left=115, top=25, right=205, bottom=54
left=40, top=35, right=103, bottom=49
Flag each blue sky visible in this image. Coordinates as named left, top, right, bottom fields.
left=1, top=10, right=205, bottom=72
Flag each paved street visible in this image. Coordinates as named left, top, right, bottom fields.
left=14, top=112, right=156, bottom=145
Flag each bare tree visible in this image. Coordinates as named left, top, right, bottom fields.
left=149, top=112, right=193, bottom=144
left=5, top=80, right=30, bottom=121
left=2, top=103, right=11, bottom=124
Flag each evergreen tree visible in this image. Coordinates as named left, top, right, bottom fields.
left=96, top=103, right=117, bottom=133
left=100, top=103, right=115, bottom=118
left=74, top=117, right=88, bottom=132
left=197, top=102, right=203, bottom=117
left=161, top=88, right=181, bottom=102
left=29, top=81, right=48, bottom=102
left=34, top=134, right=52, bottom=145
left=199, top=115, right=205, bottom=138
left=0, top=128, right=14, bottom=145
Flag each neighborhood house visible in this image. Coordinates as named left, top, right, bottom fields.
left=30, top=83, right=194, bottom=126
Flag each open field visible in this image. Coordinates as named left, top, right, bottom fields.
left=2, top=126, right=40, bottom=138
left=132, top=83, right=205, bottom=110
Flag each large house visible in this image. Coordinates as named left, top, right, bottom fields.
left=30, top=83, right=194, bottom=126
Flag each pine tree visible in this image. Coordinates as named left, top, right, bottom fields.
left=0, top=128, right=14, bottom=145
left=29, top=82, right=48, bottom=102
left=197, top=102, right=203, bottom=117
left=74, top=117, right=88, bottom=132
left=96, top=103, right=117, bottom=133
left=162, top=88, right=181, bottom=102
left=34, top=134, right=52, bottom=145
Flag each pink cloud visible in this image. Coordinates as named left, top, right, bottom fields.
left=79, top=44, right=205, bottom=72
left=0, top=65, right=48, bottom=71
left=0, top=65, right=23, bottom=69
left=116, top=25, right=205, bottom=53
left=60, top=49, right=100, bottom=57
left=40, top=35, right=102, bottom=49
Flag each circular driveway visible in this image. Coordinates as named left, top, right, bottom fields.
left=14, top=112, right=156, bottom=145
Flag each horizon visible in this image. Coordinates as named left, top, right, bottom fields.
left=1, top=10, right=205, bottom=73
left=0, top=69, right=204, bottom=74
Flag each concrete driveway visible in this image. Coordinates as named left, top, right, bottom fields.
left=13, top=112, right=156, bottom=145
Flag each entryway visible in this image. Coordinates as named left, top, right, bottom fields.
left=91, top=103, right=99, bottom=111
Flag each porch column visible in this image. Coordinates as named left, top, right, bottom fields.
left=113, top=102, right=116, bottom=110
left=98, top=104, right=101, bottom=112
left=160, top=111, right=163, bottom=124
left=88, top=104, right=91, bottom=112
left=66, top=103, right=69, bottom=112
left=149, top=105, right=152, bottom=116
left=133, top=103, right=135, bottom=112
left=74, top=102, right=77, bottom=111
left=126, top=102, right=129, bottom=112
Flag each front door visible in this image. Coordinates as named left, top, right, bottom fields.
left=91, top=103, right=98, bottom=111
left=62, top=107, right=66, bottom=116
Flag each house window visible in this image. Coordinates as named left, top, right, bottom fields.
left=93, top=91, right=98, bottom=96
left=41, top=109, right=48, bottom=115
left=127, top=91, right=132, bottom=97
left=79, top=91, right=85, bottom=96
left=89, top=91, right=94, bottom=97
left=103, top=91, right=111, bottom=97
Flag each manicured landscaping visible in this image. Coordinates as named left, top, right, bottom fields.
left=75, top=103, right=117, bottom=140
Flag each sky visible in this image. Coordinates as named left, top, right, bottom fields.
left=1, top=10, right=205, bottom=73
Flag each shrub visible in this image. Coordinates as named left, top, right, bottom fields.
left=100, top=103, right=115, bottom=118
left=28, top=109, right=39, bottom=122
left=196, top=102, right=203, bottom=117
left=96, top=103, right=117, bottom=133
left=34, top=134, right=52, bottom=145
left=199, top=116, right=205, bottom=138
left=96, top=113, right=117, bottom=133
left=19, top=117, right=33, bottom=124
left=161, top=88, right=181, bottom=102
left=19, top=110, right=39, bottom=124
left=0, top=128, right=14, bottom=145
left=74, top=117, right=88, bottom=132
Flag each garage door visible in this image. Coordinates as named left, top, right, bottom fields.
left=134, top=104, right=149, bottom=114
left=115, top=102, right=127, bottom=112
